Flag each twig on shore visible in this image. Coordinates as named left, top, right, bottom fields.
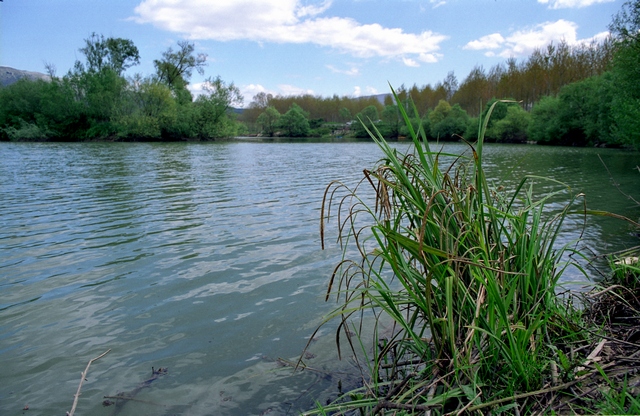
left=67, top=349, right=111, bottom=416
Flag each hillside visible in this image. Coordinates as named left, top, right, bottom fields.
left=0, top=66, right=50, bottom=87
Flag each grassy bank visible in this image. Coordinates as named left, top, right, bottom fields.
left=304, top=90, right=640, bottom=415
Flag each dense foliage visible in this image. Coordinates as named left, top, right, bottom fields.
left=0, top=35, right=243, bottom=141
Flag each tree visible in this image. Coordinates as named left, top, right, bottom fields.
left=154, top=41, right=207, bottom=91
left=527, top=95, right=564, bottom=144
left=251, top=92, right=272, bottom=109
left=443, top=71, right=458, bottom=101
left=352, top=105, right=380, bottom=137
left=339, top=107, right=352, bottom=122
left=430, top=102, right=468, bottom=141
left=78, top=33, right=140, bottom=75
left=380, top=105, right=400, bottom=138
left=59, top=34, right=141, bottom=139
left=358, top=105, right=379, bottom=123
left=256, top=106, right=281, bottom=136
left=112, top=76, right=177, bottom=139
left=608, top=0, right=640, bottom=148
left=609, top=0, right=640, bottom=45
left=277, top=103, right=310, bottom=137
left=191, top=76, right=243, bottom=139
left=479, top=99, right=521, bottom=141
left=428, top=100, right=451, bottom=126
left=491, top=106, right=531, bottom=143
left=453, top=66, right=489, bottom=117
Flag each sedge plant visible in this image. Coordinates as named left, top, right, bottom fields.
left=306, top=88, right=591, bottom=414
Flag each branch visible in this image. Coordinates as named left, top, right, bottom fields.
left=67, top=349, right=111, bottom=416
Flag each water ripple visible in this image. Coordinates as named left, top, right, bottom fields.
left=0, top=141, right=638, bottom=414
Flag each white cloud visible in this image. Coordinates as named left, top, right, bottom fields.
left=188, top=82, right=208, bottom=98
left=241, top=83, right=276, bottom=102
left=352, top=85, right=378, bottom=97
left=296, top=0, right=332, bottom=17
left=277, top=84, right=315, bottom=96
left=464, top=19, right=605, bottom=58
left=402, top=57, right=420, bottom=67
left=239, top=83, right=315, bottom=106
left=464, top=33, right=505, bottom=51
left=418, top=53, right=441, bottom=63
left=134, top=0, right=447, bottom=66
left=326, top=64, right=360, bottom=76
left=538, top=0, right=614, bottom=9
left=582, top=31, right=611, bottom=44
left=501, top=20, right=579, bottom=57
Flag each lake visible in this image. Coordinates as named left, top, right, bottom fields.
left=1, top=140, right=638, bottom=415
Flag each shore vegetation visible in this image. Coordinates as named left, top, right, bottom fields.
left=304, top=88, right=640, bottom=415
left=0, top=35, right=243, bottom=141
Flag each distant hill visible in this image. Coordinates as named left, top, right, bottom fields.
left=368, top=93, right=391, bottom=105
left=0, top=66, right=50, bottom=87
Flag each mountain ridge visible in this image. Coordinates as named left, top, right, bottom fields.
left=0, top=66, right=51, bottom=87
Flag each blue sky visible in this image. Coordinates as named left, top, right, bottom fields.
left=0, top=0, right=621, bottom=106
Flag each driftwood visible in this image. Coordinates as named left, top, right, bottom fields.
left=67, top=349, right=111, bottom=416
left=103, top=367, right=169, bottom=414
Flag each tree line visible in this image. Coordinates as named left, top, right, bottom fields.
left=0, top=34, right=243, bottom=141
left=2, top=1, right=639, bottom=147
left=244, top=0, right=640, bottom=148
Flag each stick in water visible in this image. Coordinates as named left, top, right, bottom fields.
left=67, top=349, right=111, bottom=416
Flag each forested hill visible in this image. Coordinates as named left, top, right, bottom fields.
left=0, top=66, right=50, bottom=87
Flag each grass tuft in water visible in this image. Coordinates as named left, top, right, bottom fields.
left=305, top=88, right=600, bottom=414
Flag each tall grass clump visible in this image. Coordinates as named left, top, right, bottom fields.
left=307, top=90, right=591, bottom=414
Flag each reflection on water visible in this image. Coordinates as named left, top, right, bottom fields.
left=0, top=141, right=638, bottom=415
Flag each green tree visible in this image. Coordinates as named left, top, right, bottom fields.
left=113, top=76, right=177, bottom=139
left=352, top=105, right=380, bottom=137
left=191, top=76, right=243, bottom=139
left=339, top=107, right=352, bottom=122
left=380, top=105, right=400, bottom=138
left=154, top=41, right=207, bottom=104
left=492, top=105, right=531, bottom=143
left=428, top=99, right=451, bottom=126
left=60, top=34, right=142, bottom=139
left=609, top=0, right=640, bottom=44
left=609, top=0, right=640, bottom=147
left=527, top=95, right=564, bottom=144
left=256, top=106, right=281, bottom=137
left=278, top=103, right=310, bottom=137
left=0, top=79, right=50, bottom=140
left=430, top=102, right=469, bottom=141
left=556, top=75, right=617, bottom=146
left=78, top=33, right=140, bottom=76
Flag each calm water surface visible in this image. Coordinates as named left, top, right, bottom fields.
left=1, top=141, right=638, bottom=415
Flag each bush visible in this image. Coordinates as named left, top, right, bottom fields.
left=492, top=105, right=531, bottom=142
left=429, top=101, right=469, bottom=140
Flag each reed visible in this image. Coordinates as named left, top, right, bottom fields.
left=307, top=88, right=590, bottom=414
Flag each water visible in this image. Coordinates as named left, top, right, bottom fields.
left=0, top=140, right=638, bottom=415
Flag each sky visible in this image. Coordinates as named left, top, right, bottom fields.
left=0, top=0, right=623, bottom=107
